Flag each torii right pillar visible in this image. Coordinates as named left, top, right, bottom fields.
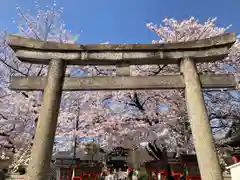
left=180, top=57, right=223, bottom=180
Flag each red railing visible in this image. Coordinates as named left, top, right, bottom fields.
left=60, top=173, right=101, bottom=180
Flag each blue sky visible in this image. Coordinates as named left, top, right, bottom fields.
left=0, top=0, right=240, bottom=44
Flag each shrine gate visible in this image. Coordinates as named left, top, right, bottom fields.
left=7, top=33, right=239, bottom=180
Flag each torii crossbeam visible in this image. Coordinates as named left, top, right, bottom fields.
left=7, top=33, right=238, bottom=180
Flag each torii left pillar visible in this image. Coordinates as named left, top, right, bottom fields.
left=26, top=59, right=66, bottom=180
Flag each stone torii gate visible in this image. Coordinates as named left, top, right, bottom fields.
left=7, top=33, right=239, bottom=180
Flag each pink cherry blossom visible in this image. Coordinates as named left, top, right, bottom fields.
left=0, top=2, right=239, bottom=172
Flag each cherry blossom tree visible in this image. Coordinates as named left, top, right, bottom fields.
left=144, top=17, right=240, bottom=150
left=0, top=1, right=132, bottom=172
left=0, top=1, right=85, bottom=172
left=1, top=0, right=240, bottom=173
left=58, top=17, right=240, bottom=158
left=95, top=17, right=240, bottom=155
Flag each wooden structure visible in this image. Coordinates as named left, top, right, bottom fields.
left=52, top=150, right=104, bottom=179
left=54, top=158, right=102, bottom=180
left=7, top=33, right=239, bottom=180
left=145, top=154, right=201, bottom=180
left=55, top=158, right=102, bottom=180
left=181, top=155, right=201, bottom=180
left=106, top=147, right=128, bottom=172
left=107, top=156, right=128, bottom=172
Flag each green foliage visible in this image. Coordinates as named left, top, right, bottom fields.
left=139, top=174, right=148, bottom=180
left=138, top=168, right=148, bottom=180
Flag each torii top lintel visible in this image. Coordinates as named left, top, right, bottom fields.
left=7, top=33, right=236, bottom=65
